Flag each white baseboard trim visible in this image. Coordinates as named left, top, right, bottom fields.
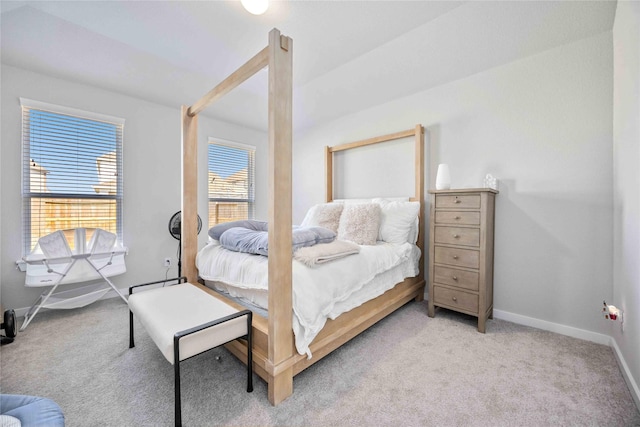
left=610, top=337, right=640, bottom=411
left=494, top=308, right=639, bottom=412
left=493, top=309, right=611, bottom=345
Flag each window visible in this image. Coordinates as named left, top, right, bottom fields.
left=207, top=138, right=255, bottom=228
left=21, top=98, right=124, bottom=254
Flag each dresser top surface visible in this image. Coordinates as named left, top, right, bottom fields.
left=429, top=188, right=499, bottom=195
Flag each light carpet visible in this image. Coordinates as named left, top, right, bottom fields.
left=1, top=298, right=639, bottom=426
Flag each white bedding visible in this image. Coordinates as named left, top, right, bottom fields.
left=196, top=240, right=420, bottom=357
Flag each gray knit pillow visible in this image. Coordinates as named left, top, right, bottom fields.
left=337, top=203, right=381, bottom=245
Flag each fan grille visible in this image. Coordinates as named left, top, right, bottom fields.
left=168, top=211, right=202, bottom=240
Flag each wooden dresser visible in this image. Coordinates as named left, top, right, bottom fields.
left=427, top=188, right=497, bottom=332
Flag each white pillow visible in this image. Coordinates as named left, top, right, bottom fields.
left=372, top=199, right=420, bottom=244
left=333, top=197, right=409, bottom=204
left=332, top=198, right=374, bottom=205
left=301, top=203, right=344, bottom=233
left=337, top=203, right=381, bottom=245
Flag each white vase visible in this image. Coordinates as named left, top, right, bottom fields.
left=435, top=164, right=451, bottom=190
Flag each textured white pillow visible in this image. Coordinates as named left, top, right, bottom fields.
left=373, top=199, right=420, bottom=244
left=337, top=203, right=381, bottom=245
left=301, top=203, right=344, bottom=233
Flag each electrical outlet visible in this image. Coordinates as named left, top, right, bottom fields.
left=164, top=257, right=171, bottom=268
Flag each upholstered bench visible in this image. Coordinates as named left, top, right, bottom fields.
left=128, top=278, right=253, bottom=427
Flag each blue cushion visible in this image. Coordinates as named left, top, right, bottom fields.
left=220, top=227, right=270, bottom=256
left=219, top=225, right=336, bottom=255
left=304, top=226, right=336, bottom=244
left=208, top=220, right=267, bottom=240
left=1, top=394, right=64, bottom=427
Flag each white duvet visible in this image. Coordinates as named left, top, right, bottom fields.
left=196, top=240, right=420, bottom=357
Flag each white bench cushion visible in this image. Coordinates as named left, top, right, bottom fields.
left=128, top=283, right=248, bottom=364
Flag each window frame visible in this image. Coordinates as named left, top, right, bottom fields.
left=20, top=98, right=125, bottom=255
left=207, top=137, right=256, bottom=228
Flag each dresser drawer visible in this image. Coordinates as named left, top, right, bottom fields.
left=433, top=286, right=478, bottom=313
left=435, top=194, right=480, bottom=209
left=434, top=226, right=480, bottom=247
left=434, top=266, right=479, bottom=291
left=434, top=211, right=480, bottom=225
left=434, top=246, right=479, bottom=269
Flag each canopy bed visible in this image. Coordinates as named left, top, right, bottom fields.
left=180, top=28, right=425, bottom=405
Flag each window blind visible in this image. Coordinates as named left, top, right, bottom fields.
left=21, top=99, right=124, bottom=254
left=207, top=138, right=255, bottom=228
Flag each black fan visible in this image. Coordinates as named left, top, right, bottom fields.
left=168, top=211, right=202, bottom=277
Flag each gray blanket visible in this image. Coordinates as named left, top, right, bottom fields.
left=211, top=220, right=335, bottom=256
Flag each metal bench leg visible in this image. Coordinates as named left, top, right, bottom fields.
left=246, top=312, right=253, bottom=393
left=128, top=287, right=135, bottom=348
left=129, top=310, right=135, bottom=348
left=174, top=336, right=182, bottom=427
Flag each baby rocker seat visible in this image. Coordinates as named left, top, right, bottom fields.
left=21, top=228, right=127, bottom=331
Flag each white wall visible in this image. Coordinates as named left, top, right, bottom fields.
left=613, top=1, right=640, bottom=407
left=0, top=65, right=267, bottom=311
left=295, top=33, right=613, bottom=336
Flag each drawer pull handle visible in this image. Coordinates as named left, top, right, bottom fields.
left=454, top=199, right=461, bottom=204
left=455, top=216, right=461, bottom=220
left=453, top=255, right=459, bottom=259
left=452, top=297, right=458, bottom=302
left=452, top=276, right=458, bottom=281
left=453, top=234, right=459, bottom=238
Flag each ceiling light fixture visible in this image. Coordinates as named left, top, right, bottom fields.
left=241, top=0, right=269, bottom=15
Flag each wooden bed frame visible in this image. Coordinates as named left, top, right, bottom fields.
left=181, top=28, right=425, bottom=405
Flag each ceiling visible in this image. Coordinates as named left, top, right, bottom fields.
left=1, top=1, right=617, bottom=132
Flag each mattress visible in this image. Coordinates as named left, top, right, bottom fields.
left=196, top=240, right=420, bottom=357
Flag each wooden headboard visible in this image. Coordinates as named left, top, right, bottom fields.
left=324, top=124, right=425, bottom=281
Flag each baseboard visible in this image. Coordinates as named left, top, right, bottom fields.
left=494, top=308, right=639, bottom=412
left=610, top=337, right=640, bottom=411
left=493, top=309, right=611, bottom=345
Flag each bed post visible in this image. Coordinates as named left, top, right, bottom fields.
left=182, top=36, right=269, bottom=285
left=414, top=125, right=426, bottom=298
left=181, top=105, right=199, bottom=284
left=325, top=146, right=333, bottom=202
left=267, top=28, right=294, bottom=405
